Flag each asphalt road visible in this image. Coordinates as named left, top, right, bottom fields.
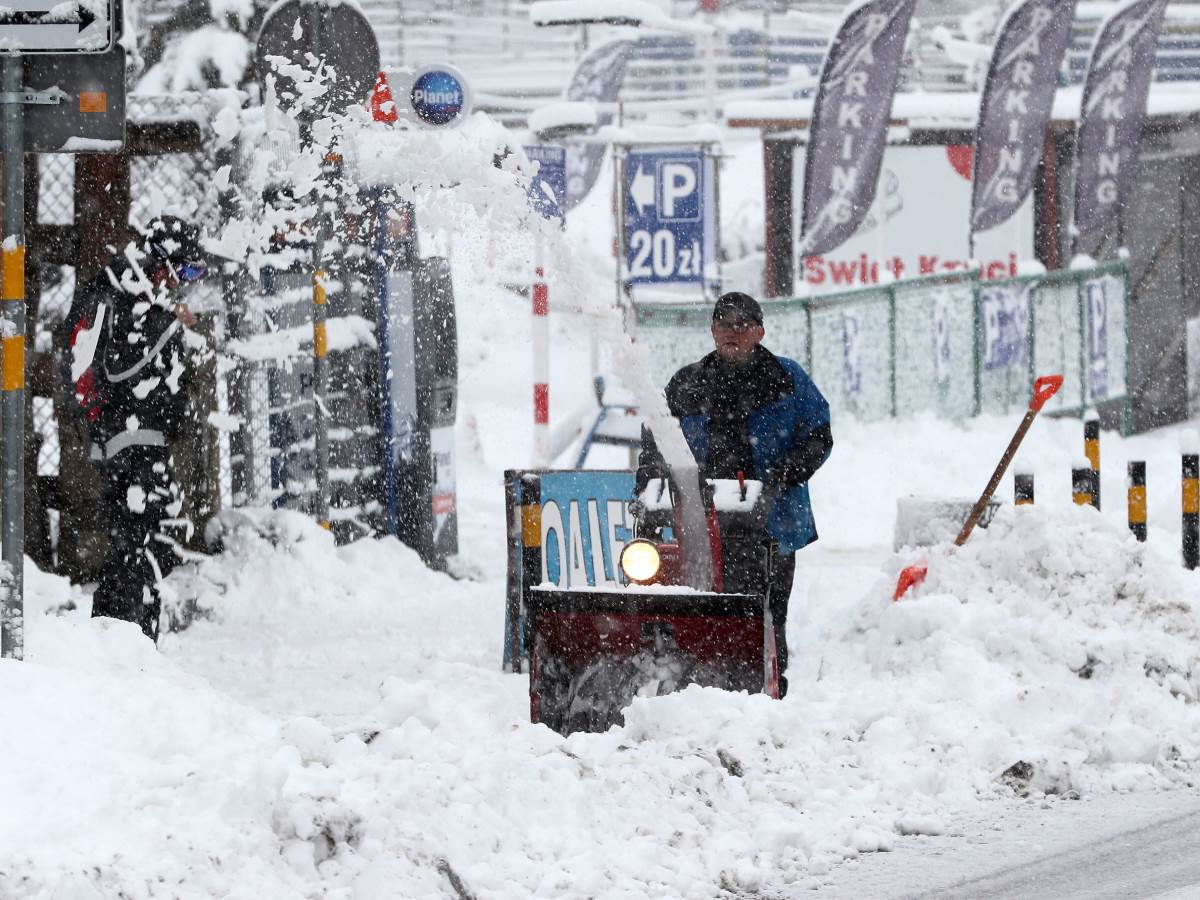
left=913, top=808, right=1200, bottom=900
left=815, top=789, right=1200, bottom=900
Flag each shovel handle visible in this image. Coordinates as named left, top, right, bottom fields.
left=953, top=374, right=1063, bottom=546
left=1029, top=374, right=1064, bottom=412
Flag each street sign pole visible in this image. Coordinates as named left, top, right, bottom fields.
left=1, top=53, right=25, bottom=660
left=613, top=144, right=628, bottom=323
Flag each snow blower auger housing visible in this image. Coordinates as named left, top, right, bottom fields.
left=518, top=474, right=781, bottom=735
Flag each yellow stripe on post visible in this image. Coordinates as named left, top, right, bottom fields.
left=1128, top=485, right=1147, bottom=524
left=2, top=243, right=24, bottom=300
left=1185, top=479, right=1199, bottom=517
left=521, top=504, right=542, bottom=548
left=1, top=335, right=23, bottom=391
left=313, top=322, right=327, bottom=359
left=313, top=270, right=328, bottom=305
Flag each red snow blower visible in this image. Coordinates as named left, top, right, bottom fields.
left=528, top=476, right=780, bottom=735
left=893, top=374, right=1064, bottom=601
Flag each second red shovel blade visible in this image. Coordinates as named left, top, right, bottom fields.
left=893, top=564, right=928, bottom=602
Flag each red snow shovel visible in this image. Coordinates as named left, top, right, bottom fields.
left=893, top=374, right=1064, bottom=601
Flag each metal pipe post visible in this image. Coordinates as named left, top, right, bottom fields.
left=1127, top=460, right=1146, bottom=542
left=532, top=233, right=549, bottom=466
left=1184, top=453, right=1199, bottom=570
left=1014, top=470, right=1034, bottom=506
left=313, top=269, right=330, bottom=529
left=0, top=54, right=24, bottom=660
left=1072, top=464, right=1094, bottom=508
left=1084, top=414, right=1101, bottom=511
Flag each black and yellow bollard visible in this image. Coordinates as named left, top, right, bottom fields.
left=1127, top=461, right=1147, bottom=542
left=1014, top=470, right=1035, bottom=506
left=1184, top=454, right=1199, bottom=570
left=1073, top=462, right=1095, bottom=508
left=519, top=473, right=543, bottom=668
left=1083, top=415, right=1101, bottom=511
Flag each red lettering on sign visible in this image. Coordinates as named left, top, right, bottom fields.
left=829, top=259, right=859, bottom=285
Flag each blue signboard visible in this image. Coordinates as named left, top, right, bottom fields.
left=623, top=147, right=716, bottom=286
left=981, top=284, right=1029, bottom=372
left=523, top=145, right=567, bottom=221
left=504, top=470, right=636, bottom=668
left=409, top=65, right=470, bottom=127
left=536, top=471, right=635, bottom=589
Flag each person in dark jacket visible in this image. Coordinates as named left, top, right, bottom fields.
left=637, top=291, right=833, bottom=697
left=63, top=216, right=209, bottom=642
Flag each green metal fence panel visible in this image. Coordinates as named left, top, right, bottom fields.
left=805, top=287, right=894, bottom=422
left=893, top=273, right=977, bottom=420
left=977, top=279, right=1032, bottom=416
left=630, top=262, right=1128, bottom=425
left=1030, top=273, right=1085, bottom=416
left=633, top=303, right=716, bottom=389
left=1079, top=264, right=1129, bottom=409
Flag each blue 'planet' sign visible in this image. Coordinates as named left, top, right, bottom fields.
left=409, top=65, right=471, bottom=127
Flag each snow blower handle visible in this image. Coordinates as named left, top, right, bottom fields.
left=1029, top=375, right=1064, bottom=413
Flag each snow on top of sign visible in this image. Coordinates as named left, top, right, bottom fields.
left=529, top=0, right=716, bottom=35
left=595, top=120, right=723, bottom=145
left=528, top=100, right=597, bottom=138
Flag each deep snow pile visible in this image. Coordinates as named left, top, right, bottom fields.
left=6, top=493, right=1199, bottom=898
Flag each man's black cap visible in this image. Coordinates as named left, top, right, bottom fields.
left=712, top=291, right=763, bottom=325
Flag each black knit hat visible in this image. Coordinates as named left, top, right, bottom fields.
left=140, top=215, right=205, bottom=267
left=712, top=291, right=763, bottom=325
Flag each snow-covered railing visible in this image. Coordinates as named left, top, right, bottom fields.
left=633, top=261, right=1130, bottom=427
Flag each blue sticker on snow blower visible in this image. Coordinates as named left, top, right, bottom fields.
left=504, top=470, right=636, bottom=669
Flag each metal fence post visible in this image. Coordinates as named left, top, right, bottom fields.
left=1076, top=268, right=1088, bottom=416
left=1122, top=262, right=1133, bottom=436
left=888, top=283, right=897, bottom=417
left=971, top=271, right=982, bottom=416
left=1, top=55, right=25, bottom=661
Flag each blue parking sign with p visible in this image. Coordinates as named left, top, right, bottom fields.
left=624, top=147, right=715, bottom=286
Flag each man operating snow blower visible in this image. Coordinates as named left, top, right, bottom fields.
left=636, top=291, right=833, bottom=697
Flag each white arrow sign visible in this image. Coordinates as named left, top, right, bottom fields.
left=0, top=0, right=111, bottom=52
left=630, top=164, right=655, bottom=215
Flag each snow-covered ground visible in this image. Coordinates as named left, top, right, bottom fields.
left=4, top=127, right=1200, bottom=898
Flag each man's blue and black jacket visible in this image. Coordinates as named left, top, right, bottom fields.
left=637, top=346, right=833, bottom=554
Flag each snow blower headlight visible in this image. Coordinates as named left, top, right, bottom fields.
left=620, top=540, right=661, bottom=585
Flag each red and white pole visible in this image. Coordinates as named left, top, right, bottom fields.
left=532, top=232, right=550, bottom=465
